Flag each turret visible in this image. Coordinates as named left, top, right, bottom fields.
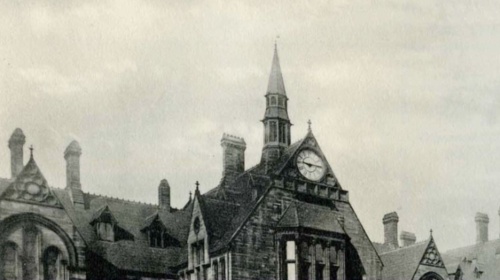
left=261, top=43, right=292, bottom=168
left=8, top=128, right=26, bottom=178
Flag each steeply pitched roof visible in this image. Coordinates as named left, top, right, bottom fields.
left=267, top=44, right=286, bottom=96
left=379, top=240, right=429, bottom=280
left=277, top=202, right=345, bottom=234
left=442, top=239, right=500, bottom=280
left=379, top=236, right=447, bottom=280
left=53, top=188, right=191, bottom=275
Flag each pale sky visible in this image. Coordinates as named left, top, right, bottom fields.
left=1, top=0, right=500, bottom=252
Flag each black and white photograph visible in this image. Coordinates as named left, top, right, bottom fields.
left=0, top=1, right=499, bottom=279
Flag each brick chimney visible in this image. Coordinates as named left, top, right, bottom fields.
left=221, top=134, right=246, bottom=184
left=383, top=212, right=399, bottom=249
left=64, top=140, right=84, bottom=208
left=400, top=231, right=416, bottom=247
left=158, top=179, right=171, bottom=211
left=475, top=212, right=489, bottom=244
left=8, top=128, right=26, bottom=178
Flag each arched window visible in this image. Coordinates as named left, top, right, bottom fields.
left=1, top=242, right=19, bottom=280
left=43, top=246, right=67, bottom=280
left=270, top=121, right=278, bottom=142
left=271, top=96, right=277, bottom=106
left=420, top=272, right=444, bottom=280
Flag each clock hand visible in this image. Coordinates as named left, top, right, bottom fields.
left=300, top=161, right=323, bottom=169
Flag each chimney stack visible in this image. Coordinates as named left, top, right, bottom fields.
left=383, top=212, right=399, bottom=249
left=64, top=141, right=84, bottom=208
left=400, top=231, right=416, bottom=247
left=8, top=128, right=26, bottom=178
left=221, top=134, right=246, bottom=184
left=158, top=179, right=171, bottom=211
left=475, top=212, right=489, bottom=244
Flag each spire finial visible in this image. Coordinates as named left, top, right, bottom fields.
left=29, top=145, right=34, bottom=158
left=195, top=181, right=199, bottom=190
left=275, top=35, right=279, bottom=50
left=430, top=229, right=433, bottom=237
left=307, top=119, right=312, bottom=132
left=189, top=191, right=192, bottom=201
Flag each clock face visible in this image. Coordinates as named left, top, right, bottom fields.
left=296, top=149, right=326, bottom=181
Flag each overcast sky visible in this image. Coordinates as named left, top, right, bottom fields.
left=1, top=0, right=500, bottom=252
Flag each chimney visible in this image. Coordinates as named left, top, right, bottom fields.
left=158, top=179, right=171, bottom=211
left=400, top=231, right=416, bottom=247
left=383, top=212, right=399, bottom=249
left=221, top=134, right=246, bottom=183
left=475, top=212, right=489, bottom=244
left=64, top=141, right=84, bottom=208
left=8, top=128, right=26, bottom=178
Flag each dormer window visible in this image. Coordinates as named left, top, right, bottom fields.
left=96, top=222, right=115, bottom=242
left=142, top=214, right=180, bottom=248
left=90, top=205, right=133, bottom=242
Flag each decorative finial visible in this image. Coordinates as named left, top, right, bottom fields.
left=275, top=35, right=280, bottom=50
left=29, top=145, right=34, bottom=158
left=195, top=181, right=199, bottom=190
left=189, top=191, right=192, bottom=200
left=307, top=119, right=312, bottom=132
left=430, top=229, right=433, bottom=237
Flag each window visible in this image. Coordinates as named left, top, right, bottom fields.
left=279, top=123, right=286, bottom=143
left=43, top=246, right=67, bottom=280
left=271, top=96, right=277, bottom=105
left=270, top=121, right=278, bottom=142
left=220, top=258, right=226, bottom=280
left=315, top=264, right=324, bottom=280
left=285, top=240, right=296, bottom=280
left=213, top=260, right=219, bottom=280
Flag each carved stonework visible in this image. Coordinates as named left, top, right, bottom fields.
left=421, top=239, right=445, bottom=268
left=3, top=156, right=61, bottom=207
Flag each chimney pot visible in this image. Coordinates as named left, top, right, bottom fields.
left=475, top=212, right=489, bottom=244
left=8, top=128, right=26, bottom=178
left=383, top=212, right=399, bottom=249
left=400, top=231, right=417, bottom=247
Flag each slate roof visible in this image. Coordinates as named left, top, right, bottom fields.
left=53, top=187, right=191, bottom=275
left=442, top=239, right=500, bottom=280
left=267, top=44, right=286, bottom=96
left=277, top=202, right=345, bottom=234
left=379, top=239, right=429, bottom=280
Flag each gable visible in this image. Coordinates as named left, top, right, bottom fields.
left=1, top=156, right=61, bottom=208
left=188, top=194, right=208, bottom=243
left=273, top=131, right=339, bottom=187
left=420, top=237, right=445, bottom=268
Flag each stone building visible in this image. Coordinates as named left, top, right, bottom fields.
left=442, top=212, right=500, bottom=280
left=0, top=45, right=383, bottom=279
left=373, top=212, right=449, bottom=280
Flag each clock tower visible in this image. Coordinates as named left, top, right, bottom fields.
left=261, top=43, right=292, bottom=167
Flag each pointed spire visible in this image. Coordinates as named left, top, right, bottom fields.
left=267, top=43, right=286, bottom=96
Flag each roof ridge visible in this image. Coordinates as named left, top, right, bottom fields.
left=379, top=239, right=429, bottom=255
left=86, top=191, right=156, bottom=206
